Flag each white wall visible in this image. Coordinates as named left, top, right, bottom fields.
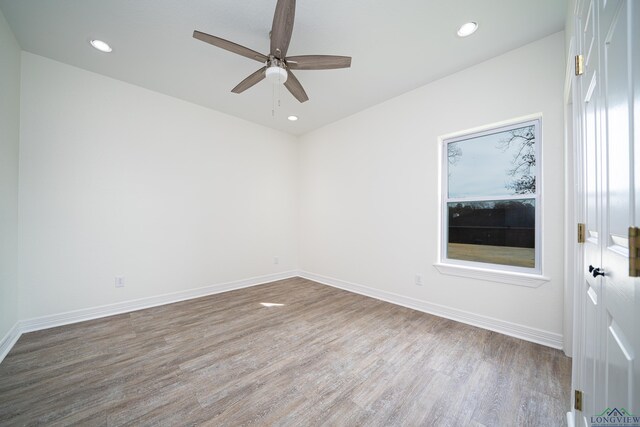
left=0, top=10, right=20, bottom=341
left=12, top=32, right=567, bottom=348
left=565, top=0, right=577, bottom=55
left=298, top=33, right=566, bottom=338
left=18, top=53, right=298, bottom=319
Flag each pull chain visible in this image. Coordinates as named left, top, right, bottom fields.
left=270, top=65, right=284, bottom=118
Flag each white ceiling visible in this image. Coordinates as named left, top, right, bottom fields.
left=0, top=0, right=566, bottom=135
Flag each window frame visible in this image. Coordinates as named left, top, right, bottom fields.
left=436, top=116, right=549, bottom=287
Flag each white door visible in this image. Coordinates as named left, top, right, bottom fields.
left=576, top=0, right=604, bottom=422
left=598, top=0, right=638, bottom=416
left=573, top=0, right=639, bottom=425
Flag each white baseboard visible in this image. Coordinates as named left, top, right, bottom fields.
left=298, top=271, right=564, bottom=350
left=19, top=270, right=298, bottom=334
left=0, top=322, right=21, bottom=364
left=0, top=270, right=298, bottom=364
left=1, top=268, right=563, bottom=365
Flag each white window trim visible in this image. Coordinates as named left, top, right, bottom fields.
left=435, top=114, right=549, bottom=288
left=433, top=263, right=550, bottom=287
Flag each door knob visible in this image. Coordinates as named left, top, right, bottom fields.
left=589, top=265, right=595, bottom=273
left=592, top=267, right=605, bottom=277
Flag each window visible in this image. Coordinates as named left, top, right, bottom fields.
left=439, top=118, right=542, bottom=279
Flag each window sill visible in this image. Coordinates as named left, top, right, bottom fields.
left=433, top=263, right=550, bottom=288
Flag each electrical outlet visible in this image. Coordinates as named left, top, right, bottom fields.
left=274, top=256, right=279, bottom=265
left=415, top=274, right=423, bottom=286
left=115, top=276, right=125, bottom=288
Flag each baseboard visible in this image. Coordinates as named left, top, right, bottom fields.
left=1, top=268, right=563, bottom=365
left=19, top=270, right=298, bottom=334
left=0, top=322, right=22, bottom=364
left=298, top=271, right=564, bottom=350
left=0, top=271, right=298, bottom=364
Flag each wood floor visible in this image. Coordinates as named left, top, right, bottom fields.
left=0, top=278, right=571, bottom=426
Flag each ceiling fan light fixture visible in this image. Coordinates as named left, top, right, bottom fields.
left=89, top=39, right=112, bottom=53
left=457, top=22, right=478, bottom=37
left=265, top=66, right=288, bottom=84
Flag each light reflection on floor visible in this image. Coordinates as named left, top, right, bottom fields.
left=260, top=302, right=285, bottom=307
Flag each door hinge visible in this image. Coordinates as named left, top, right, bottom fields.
left=575, top=54, right=584, bottom=76
left=575, top=390, right=583, bottom=411
left=578, top=223, right=586, bottom=243
left=630, top=227, right=640, bottom=277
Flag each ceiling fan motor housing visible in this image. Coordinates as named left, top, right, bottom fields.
left=265, top=58, right=288, bottom=84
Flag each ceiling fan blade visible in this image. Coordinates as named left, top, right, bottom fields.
left=193, top=30, right=268, bottom=63
left=270, top=0, right=296, bottom=58
left=286, top=55, right=352, bottom=70
left=284, top=71, right=308, bottom=103
left=231, top=67, right=267, bottom=93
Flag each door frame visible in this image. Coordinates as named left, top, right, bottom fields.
left=564, top=34, right=578, bottom=360
left=565, top=4, right=587, bottom=423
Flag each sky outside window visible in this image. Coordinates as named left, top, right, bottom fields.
left=447, top=125, right=536, bottom=198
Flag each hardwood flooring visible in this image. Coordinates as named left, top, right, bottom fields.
left=0, top=277, right=571, bottom=426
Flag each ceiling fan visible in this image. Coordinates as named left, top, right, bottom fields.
left=193, top=0, right=351, bottom=103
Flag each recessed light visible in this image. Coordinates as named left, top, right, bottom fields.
left=287, top=115, right=298, bottom=121
left=457, top=22, right=478, bottom=37
left=90, top=39, right=112, bottom=53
